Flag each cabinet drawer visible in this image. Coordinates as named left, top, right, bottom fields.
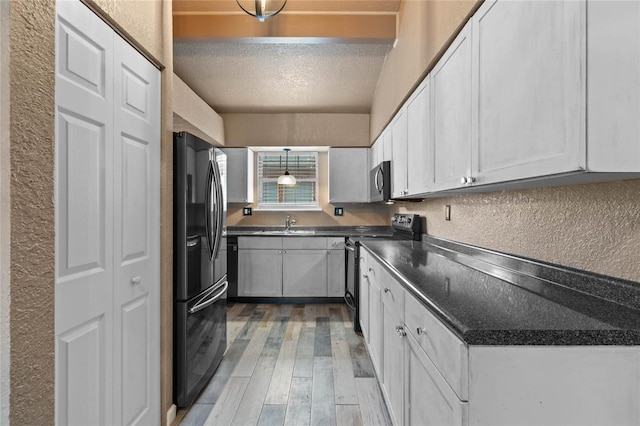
left=238, top=236, right=282, bottom=249
left=283, top=237, right=326, bottom=250
left=378, top=264, right=405, bottom=319
left=405, top=292, right=468, bottom=401
left=405, top=332, right=467, bottom=426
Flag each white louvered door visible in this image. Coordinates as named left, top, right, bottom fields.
left=55, top=1, right=160, bottom=424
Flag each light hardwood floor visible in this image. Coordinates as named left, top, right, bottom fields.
left=178, top=303, right=391, bottom=426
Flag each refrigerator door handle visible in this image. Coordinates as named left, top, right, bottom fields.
left=211, top=160, right=223, bottom=260
left=205, top=161, right=215, bottom=259
left=344, top=290, right=356, bottom=310
left=188, top=280, right=229, bottom=315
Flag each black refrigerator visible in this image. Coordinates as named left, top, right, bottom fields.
left=173, top=132, right=227, bottom=408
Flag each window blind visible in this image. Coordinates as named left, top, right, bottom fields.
left=258, top=151, right=319, bottom=209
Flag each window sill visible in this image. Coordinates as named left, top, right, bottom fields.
left=255, top=206, right=323, bottom=212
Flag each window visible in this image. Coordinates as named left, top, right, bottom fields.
left=257, top=151, right=319, bottom=210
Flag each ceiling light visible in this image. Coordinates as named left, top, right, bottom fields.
left=236, top=0, right=287, bottom=22
left=277, top=148, right=297, bottom=185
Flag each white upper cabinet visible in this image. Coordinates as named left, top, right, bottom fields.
left=587, top=0, right=640, bottom=172
left=382, top=126, right=393, bottom=162
left=391, top=108, right=408, bottom=198
left=472, top=0, right=585, bottom=185
left=329, top=148, right=369, bottom=203
left=431, top=21, right=474, bottom=192
left=370, top=134, right=382, bottom=170
left=223, top=147, right=254, bottom=203
left=406, top=76, right=432, bottom=197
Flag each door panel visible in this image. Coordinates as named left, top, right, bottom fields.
left=57, top=317, right=105, bottom=425
left=121, top=135, right=150, bottom=262
left=55, top=1, right=114, bottom=424
left=282, top=250, right=327, bottom=297
left=113, top=33, right=160, bottom=426
left=122, top=295, right=149, bottom=424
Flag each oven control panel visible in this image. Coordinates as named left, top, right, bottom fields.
left=391, top=214, right=421, bottom=233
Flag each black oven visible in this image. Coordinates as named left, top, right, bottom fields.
left=345, top=214, right=421, bottom=332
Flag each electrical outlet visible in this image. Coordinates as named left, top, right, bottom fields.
left=243, top=207, right=252, bottom=216
left=445, top=205, right=451, bottom=221
left=334, top=207, right=344, bottom=216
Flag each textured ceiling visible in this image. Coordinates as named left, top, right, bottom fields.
left=172, top=0, right=397, bottom=114
left=173, top=42, right=391, bottom=113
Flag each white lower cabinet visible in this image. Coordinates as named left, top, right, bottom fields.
left=238, top=249, right=283, bottom=297
left=327, top=237, right=346, bottom=297
left=238, top=236, right=345, bottom=298
left=359, top=246, right=640, bottom=426
left=405, top=332, right=467, bottom=426
left=382, top=302, right=405, bottom=426
left=283, top=250, right=327, bottom=297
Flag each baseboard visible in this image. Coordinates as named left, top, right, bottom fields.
left=166, top=404, right=177, bottom=426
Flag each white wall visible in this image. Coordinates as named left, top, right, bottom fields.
left=0, top=0, right=11, bottom=423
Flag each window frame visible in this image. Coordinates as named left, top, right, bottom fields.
left=256, top=151, right=321, bottom=211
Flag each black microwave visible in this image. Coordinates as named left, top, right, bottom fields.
left=369, top=161, right=391, bottom=203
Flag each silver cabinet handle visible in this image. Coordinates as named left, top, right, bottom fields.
left=384, top=287, right=390, bottom=293
left=131, top=276, right=142, bottom=284
left=461, top=176, right=476, bottom=185
left=395, top=325, right=406, bottom=337
left=362, top=274, right=368, bottom=279
left=416, top=327, right=426, bottom=336
left=368, top=267, right=375, bottom=275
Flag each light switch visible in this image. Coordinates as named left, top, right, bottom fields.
left=445, top=205, right=451, bottom=221
left=334, top=207, right=344, bottom=216
left=243, top=207, right=252, bottom=216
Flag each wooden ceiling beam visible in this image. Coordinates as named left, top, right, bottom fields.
left=173, top=13, right=397, bottom=43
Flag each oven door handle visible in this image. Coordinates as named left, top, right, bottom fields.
left=188, top=280, right=228, bottom=315
left=344, top=291, right=356, bottom=310
left=345, top=244, right=356, bottom=252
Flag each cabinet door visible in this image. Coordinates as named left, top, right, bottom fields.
left=368, top=282, right=383, bottom=379
left=283, top=250, right=327, bottom=297
left=391, top=109, right=408, bottom=198
left=431, top=21, right=473, bottom=191
left=370, top=136, right=382, bottom=170
left=382, top=128, right=393, bottom=162
left=224, top=148, right=254, bottom=203
left=359, top=267, right=370, bottom=341
left=238, top=250, right=282, bottom=297
left=473, top=0, right=585, bottom=184
left=328, top=148, right=369, bottom=203
left=407, top=78, right=432, bottom=196
left=382, top=304, right=405, bottom=426
left=405, top=333, right=467, bottom=426
left=327, top=238, right=345, bottom=297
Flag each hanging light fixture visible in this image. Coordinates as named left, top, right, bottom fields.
left=236, top=0, right=287, bottom=22
left=277, top=148, right=296, bottom=185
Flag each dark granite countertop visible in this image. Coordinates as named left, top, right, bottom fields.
left=361, top=236, right=640, bottom=346
left=228, top=226, right=393, bottom=238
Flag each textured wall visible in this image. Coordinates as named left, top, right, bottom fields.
left=228, top=152, right=393, bottom=227
left=9, top=0, right=56, bottom=424
left=395, top=179, right=640, bottom=282
left=173, top=74, right=225, bottom=146
left=370, top=0, right=479, bottom=140
left=0, top=0, right=10, bottom=423
left=6, top=0, right=174, bottom=423
left=223, top=113, right=370, bottom=147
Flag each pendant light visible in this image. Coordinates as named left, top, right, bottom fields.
left=277, top=148, right=296, bottom=185
left=236, top=0, right=287, bottom=22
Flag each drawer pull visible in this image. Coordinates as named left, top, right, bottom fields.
left=395, top=325, right=406, bottom=337
left=368, top=267, right=375, bottom=275
left=362, top=274, right=368, bottom=279
left=384, top=287, right=390, bottom=293
left=416, top=327, right=426, bottom=336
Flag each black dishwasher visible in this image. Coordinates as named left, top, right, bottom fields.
left=227, top=236, right=238, bottom=301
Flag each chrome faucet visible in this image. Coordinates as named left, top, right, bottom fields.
left=285, top=215, right=296, bottom=231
